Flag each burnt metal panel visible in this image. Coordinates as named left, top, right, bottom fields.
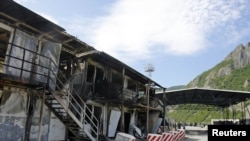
left=0, top=116, right=25, bottom=141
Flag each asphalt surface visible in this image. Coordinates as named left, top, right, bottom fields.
left=184, top=126, right=208, bottom=141
left=108, top=126, right=208, bottom=141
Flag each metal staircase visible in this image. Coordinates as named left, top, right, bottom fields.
left=42, top=71, right=100, bottom=141
left=1, top=43, right=99, bottom=141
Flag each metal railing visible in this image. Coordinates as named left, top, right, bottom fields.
left=123, top=88, right=139, bottom=101
left=55, top=67, right=99, bottom=139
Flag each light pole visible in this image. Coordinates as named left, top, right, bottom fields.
left=144, top=63, right=154, bottom=134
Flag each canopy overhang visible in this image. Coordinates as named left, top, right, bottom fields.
left=155, top=88, right=250, bottom=108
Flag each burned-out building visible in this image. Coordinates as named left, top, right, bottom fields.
left=0, top=0, right=167, bottom=141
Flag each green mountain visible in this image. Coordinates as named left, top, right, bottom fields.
left=188, top=43, right=250, bottom=90
left=167, top=85, right=187, bottom=90
left=167, top=43, right=250, bottom=124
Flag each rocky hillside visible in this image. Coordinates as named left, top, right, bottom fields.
left=187, top=42, right=250, bottom=91
left=167, top=42, right=250, bottom=124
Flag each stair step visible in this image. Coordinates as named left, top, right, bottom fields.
left=36, top=87, right=44, bottom=90
left=51, top=107, right=65, bottom=111
left=49, top=102, right=60, bottom=105
left=41, top=84, right=98, bottom=141
left=67, top=124, right=79, bottom=127
left=56, top=111, right=66, bottom=113
left=55, top=111, right=66, bottom=114
left=64, top=120, right=76, bottom=123
left=53, top=107, right=64, bottom=109
left=67, top=124, right=78, bottom=126
left=67, top=127, right=80, bottom=129
left=45, top=98, right=56, bottom=101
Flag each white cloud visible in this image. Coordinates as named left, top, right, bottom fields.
left=13, top=0, right=249, bottom=64
left=79, top=0, right=248, bottom=63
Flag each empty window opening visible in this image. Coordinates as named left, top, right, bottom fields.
left=111, top=71, right=123, bottom=84
left=0, top=27, right=11, bottom=73
left=86, top=64, right=95, bottom=83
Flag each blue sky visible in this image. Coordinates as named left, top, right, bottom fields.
left=14, top=0, right=250, bottom=88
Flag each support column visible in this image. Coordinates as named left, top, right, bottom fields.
left=37, top=89, right=45, bottom=141
left=162, top=88, right=166, bottom=132
left=146, top=82, right=150, bottom=134
left=102, top=103, right=108, bottom=135
left=121, top=67, right=125, bottom=132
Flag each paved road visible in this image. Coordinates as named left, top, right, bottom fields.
left=184, top=126, right=208, bottom=141
left=110, top=126, right=208, bottom=141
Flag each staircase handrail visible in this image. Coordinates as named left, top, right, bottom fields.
left=44, top=53, right=99, bottom=139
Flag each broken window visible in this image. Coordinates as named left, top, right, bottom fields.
left=123, top=77, right=138, bottom=101
left=126, top=78, right=137, bottom=91
left=86, top=63, right=104, bottom=84
left=107, top=70, right=123, bottom=98
left=0, top=26, right=11, bottom=73
left=86, top=64, right=95, bottom=83
left=36, top=40, right=62, bottom=90
left=111, top=70, right=123, bottom=84
left=95, top=67, right=104, bottom=83
left=138, top=83, right=146, bottom=98
left=3, top=29, right=38, bottom=82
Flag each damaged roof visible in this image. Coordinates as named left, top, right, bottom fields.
left=0, top=0, right=164, bottom=89
left=155, top=88, right=250, bottom=108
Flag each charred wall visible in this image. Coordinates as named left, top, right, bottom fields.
left=0, top=89, right=66, bottom=141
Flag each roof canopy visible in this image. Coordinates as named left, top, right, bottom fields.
left=155, top=88, right=250, bottom=108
